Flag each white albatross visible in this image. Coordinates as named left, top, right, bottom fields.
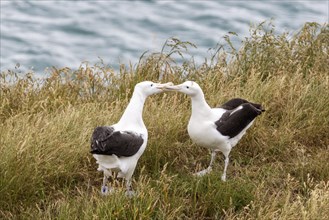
left=90, top=81, right=172, bottom=196
left=163, top=81, right=265, bottom=181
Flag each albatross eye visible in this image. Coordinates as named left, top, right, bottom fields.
left=186, top=86, right=190, bottom=89
left=150, top=84, right=153, bottom=87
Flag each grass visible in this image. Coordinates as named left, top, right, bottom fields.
left=0, top=22, right=328, bottom=219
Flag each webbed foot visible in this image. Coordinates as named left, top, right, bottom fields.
left=125, top=190, right=136, bottom=198
left=193, top=167, right=212, bottom=177
left=101, top=185, right=114, bottom=195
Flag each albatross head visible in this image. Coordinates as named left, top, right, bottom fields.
left=162, top=81, right=202, bottom=97
left=135, top=81, right=174, bottom=96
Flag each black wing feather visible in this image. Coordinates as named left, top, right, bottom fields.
left=90, top=126, right=144, bottom=157
left=220, top=98, right=265, bottom=112
left=215, top=103, right=263, bottom=138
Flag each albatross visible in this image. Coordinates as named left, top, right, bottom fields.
left=90, top=81, right=172, bottom=196
left=164, top=81, right=265, bottom=181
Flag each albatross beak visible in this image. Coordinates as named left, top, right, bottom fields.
left=155, top=82, right=174, bottom=90
left=161, top=84, right=182, bottom=91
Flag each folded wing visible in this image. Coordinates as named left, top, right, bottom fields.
left=220, top=98, right=264, bottom=112
left=215, top=103, right=263, bottom=138
left=90, top=126, right=144, bottom=157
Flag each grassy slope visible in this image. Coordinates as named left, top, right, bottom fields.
left=0, top=22, right=328, bottom=219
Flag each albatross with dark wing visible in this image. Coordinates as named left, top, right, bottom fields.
left=90, top=81, right=172, bottom=195
left=164, top=81, right=265, bottom=181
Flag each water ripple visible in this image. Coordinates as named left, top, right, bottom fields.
left=0, top=0, right=327, bottom=74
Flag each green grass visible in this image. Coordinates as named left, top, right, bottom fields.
left=1, top=22, right=329, bottom=219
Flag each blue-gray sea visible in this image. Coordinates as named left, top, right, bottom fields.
left=1, top=0, right=328, bottom=74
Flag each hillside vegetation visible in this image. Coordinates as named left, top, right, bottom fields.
left=1, top=22, right=328, bottom=219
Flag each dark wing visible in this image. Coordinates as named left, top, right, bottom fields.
left=220, top=98, right=265, bottom=112
left=215, top=103, right=263, bottom=138
left=90, top=126, right=144, bottom=157
left=220, top=98, right=249, bottom=110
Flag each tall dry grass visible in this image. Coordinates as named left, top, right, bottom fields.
left=0, top=22, right=328, bottom=219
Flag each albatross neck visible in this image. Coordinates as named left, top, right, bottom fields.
left=118, top=89, right=147, bottom=128
left=190, top=91, right=212, bottom=118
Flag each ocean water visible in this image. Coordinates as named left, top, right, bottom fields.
left=1, top=0, right=328, bottom=74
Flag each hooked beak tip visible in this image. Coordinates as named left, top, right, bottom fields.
left=162, top=85, right=181, bottom=91
left=156, top=82, right=174, bottom=90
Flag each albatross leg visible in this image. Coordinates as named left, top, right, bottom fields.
left=194, top=150, right=216, bottom=177
left=221, top=152, right=230, bottom=181
left=125, top=179, right=135, bottom=198
left=101, top=175, right=109, bottom=195
left=101, top=168, right=114, bottom=195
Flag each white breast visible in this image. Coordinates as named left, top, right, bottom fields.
left=187, top=108, right=230, bottom=151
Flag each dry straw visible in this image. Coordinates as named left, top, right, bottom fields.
left=0, top=22, right=328, bottom=219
